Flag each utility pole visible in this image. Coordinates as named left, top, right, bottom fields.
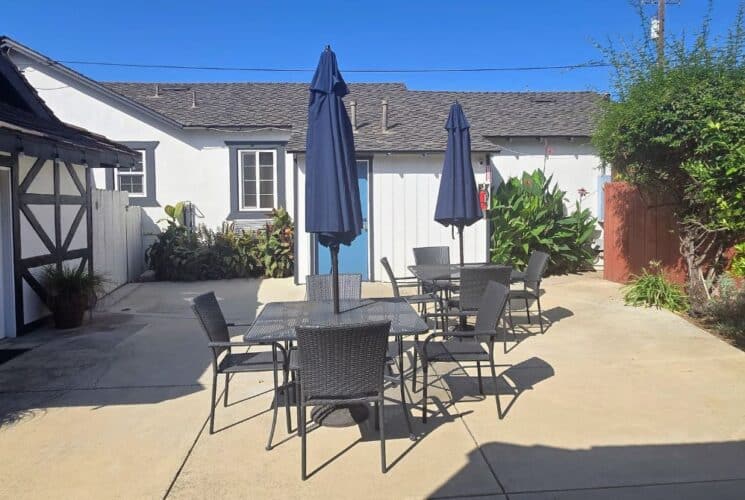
left=656, top=0, right=666, bottom=66
left=645, top=0, right=680, bottom=67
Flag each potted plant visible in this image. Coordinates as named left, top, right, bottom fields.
left=41, top=265, right=106, bottom=329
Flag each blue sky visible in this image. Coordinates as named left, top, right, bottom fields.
left=2, top=1, right=742, bottom=92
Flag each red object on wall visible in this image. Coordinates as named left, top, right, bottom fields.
left=603, top=182, right=686, bottom=284
left=478, top=188, right=488, bottom=211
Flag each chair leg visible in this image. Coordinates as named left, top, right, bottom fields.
left=266, top=346, right=280, bottom=451
left=223, top=373, right=229, bottom=407
left=209, top=371, right=218, bottom=434
left=476, top=361, right=484, bottom=395
left=295, top=373, right=302, bottom=437
left=283, top=366, right=292, bottom=433
left=537, top=294, right=545, bottom=334
left=411, top=345, right=418, bottom=393
left=524, top=295, right=531, bottom=322
left=374, top=401, right=380, bottom=431
left=422, top=363, right=429, bottom=423
left=379, top=395, right=386, bottom=473
left=488, top=341, right=503, bottom=419
left=300, top=403, right=307, bottom=481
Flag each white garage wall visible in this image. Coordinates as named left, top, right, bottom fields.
left=372, top=153, right=488, bottom=279
left=489, top=138, right=605, bottom=219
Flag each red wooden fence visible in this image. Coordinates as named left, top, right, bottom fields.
left=603, top=182, right=686, bottom=284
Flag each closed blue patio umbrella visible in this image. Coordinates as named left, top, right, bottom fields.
left=434, top=102, right=483, bottom=266
left=305, top=46, right=362, bottom=313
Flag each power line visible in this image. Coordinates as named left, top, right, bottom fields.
left=56, top=59, right=611, bottom=73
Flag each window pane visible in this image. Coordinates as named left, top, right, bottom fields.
left=244, top=193, right=257, bottom=208
left=119, top=174, right=143, bottom=194
left=258, top=164, right=272, bottom=180
left=259, top=151, right=273, bottom=167
left=244, top=180, right=256, bottom=196
left=259, top=180, right=273, bottom=196
left=259, top=194, right=274, bottom=209
left=242, top=152, right=256, bottom=167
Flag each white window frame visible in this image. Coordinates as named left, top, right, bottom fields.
left=238, top=149, right=277, bottom=211
left=116, top=149, right=147, bottom=198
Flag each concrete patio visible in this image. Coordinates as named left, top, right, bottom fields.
left=1, top=273, right=744, bottom=499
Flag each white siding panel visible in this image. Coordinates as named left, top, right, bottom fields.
left=23, top=266, right=49, bottom=323
left=21, top=205, right=54, bottom=258
left=372, top=154, right=488, bottom=280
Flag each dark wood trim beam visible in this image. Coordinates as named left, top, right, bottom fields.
left=20, top=194, right=85, bottom=204
left=21, top=248, right=88, bottom=269
left=18, top=203, right=57, bottom=255
left=64, top=161, right=86, bottom=196
left=18, top=155, right=47, bottom=193
left=21, top=269, right=47, bottom=305
left=54, top=159, right=62, bottom=268
left=0, top=155, right=13, bottom=167
left=61, top=205, right=87, bottom=253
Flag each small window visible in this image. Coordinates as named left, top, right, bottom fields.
left=239, top=150, right=276, bottom=210
left=116, top=149, right=146, bottom=197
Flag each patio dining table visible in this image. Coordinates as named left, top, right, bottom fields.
left=243, top=297, right=428, bottom=440
left=408, top=263, right=510, bottom=282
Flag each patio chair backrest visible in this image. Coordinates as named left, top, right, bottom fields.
left=459, top=266, right=512, bottom=312
left=380, top=257, right=400, bottom=298
left=295, top=321, right=391, bottom=402
left=474, top=282, right=510, bottom=334
left=525, top=251, right=550, bottom=289
left=305, top=273, right=362, bottom=301
left=191, top=292, right=230, bottom=356
left=413, top=246, right=450, bottom=266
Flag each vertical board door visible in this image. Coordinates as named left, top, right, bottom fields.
left=317, top=160, right=370, bottom=280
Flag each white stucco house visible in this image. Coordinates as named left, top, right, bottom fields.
left=3, top=37, right=607, bottom=285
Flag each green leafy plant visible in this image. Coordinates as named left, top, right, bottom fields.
left=730, top=242, right=745, bottom=278
left=41, top=265, right=107, bottom=328
left=707, top=273, right=745, bottom=344
left=145, top=207, right=294, bottom=281
left=622, top=261, right=689, bottom=312
left=593, top=1, right=745, bottom=307
left=489, top=170, right=598, bottom=274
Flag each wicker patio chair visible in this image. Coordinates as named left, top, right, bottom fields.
left=509, top=251, right=549, bottom=333
left=295, top=321, right=392, bottom=480
left=412, top=245, right=458, bottom=294
left=191, top=292, right=289, bottom=449
left=305, top=273, right=362, bottom=301
left=412, top=281, right=510, bottom=422
left=380, top=257, right=440, bottom=309
left=446, top=265, right=514, bottom=334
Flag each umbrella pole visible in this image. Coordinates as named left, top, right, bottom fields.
left=331, top=245, right=340, bottom=314
left=458, top=226, right=464, bottom=266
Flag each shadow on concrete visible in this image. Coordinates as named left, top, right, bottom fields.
left=427, top=440, right=745, bottom=499
left=439, top=357, right=555, bottom=420
left=0, top=279, right=263, bottom=429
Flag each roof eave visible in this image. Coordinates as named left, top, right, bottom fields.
left=0, top=37, right=184, bottom=131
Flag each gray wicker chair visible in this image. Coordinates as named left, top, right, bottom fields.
left=305, top=273, right=362, bottom=301
left=191, top=292, right=289, bottom=449
left=509, top=251, right=549, bottom=333
left=412, top=281, right=510, bottom=422
left=412, top=245, right=458, bottom=294
left=380, top=257, right=440, bottom=309
left=295, top=321, right=392, bottom=480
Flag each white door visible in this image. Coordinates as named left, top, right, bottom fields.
left=0, top=167, right=15, bottom=338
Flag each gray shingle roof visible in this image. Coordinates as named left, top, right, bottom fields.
left=102, top=82, right=604, bottom=152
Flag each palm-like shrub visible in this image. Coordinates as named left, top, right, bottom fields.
left=489, top=170, right=598, bottom=274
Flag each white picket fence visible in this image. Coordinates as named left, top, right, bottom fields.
left=91, top=189, right=145, bottom=293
